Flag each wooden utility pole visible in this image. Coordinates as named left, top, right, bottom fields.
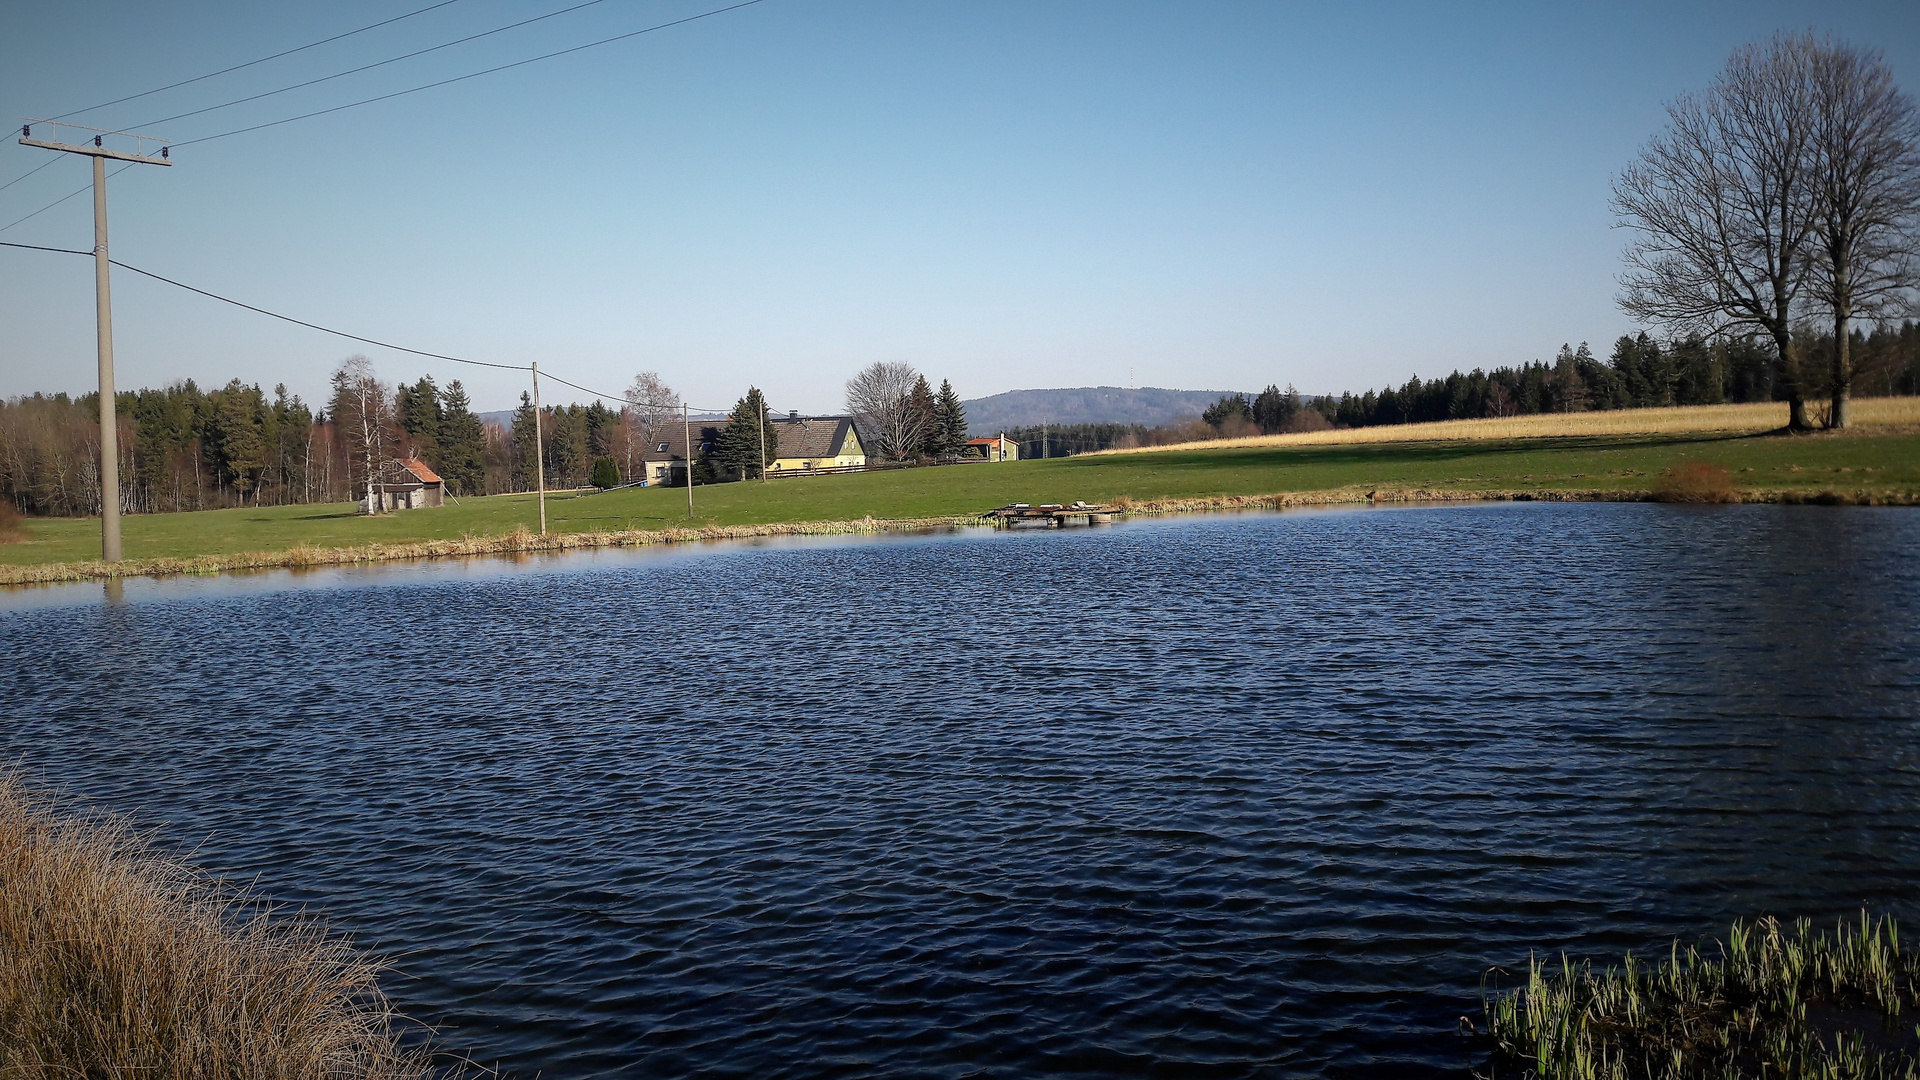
left=683, top=403, right=694, bottom=515
left=531, top=361, right=547, bottom=536
left=19, top=120, right=171, bottom=562
left=758, top=394, right=768, bottom=483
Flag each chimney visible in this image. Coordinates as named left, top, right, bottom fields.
left=789, top=410, right=799, bottom=422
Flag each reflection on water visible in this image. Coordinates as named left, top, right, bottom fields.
left=2, top=504, right=1917, bottom=1079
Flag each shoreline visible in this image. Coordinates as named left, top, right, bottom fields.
left=4, top=484, right=1916, bottom=587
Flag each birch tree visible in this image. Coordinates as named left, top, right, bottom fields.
left=328, top=356, right=392, bottom=512
left=624, top=371, right=679, bottom=481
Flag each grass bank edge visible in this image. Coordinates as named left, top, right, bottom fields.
left=8, top=482, right=1917, bottom=586
left=0, top=773, right=450, bottom=1078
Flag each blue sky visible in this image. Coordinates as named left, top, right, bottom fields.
left=2, top=1, right=1916, bottom=415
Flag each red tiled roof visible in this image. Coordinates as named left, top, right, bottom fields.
left=399, top=458, right=442, bottom=483
left=966, top=437, right=1002, bottom=445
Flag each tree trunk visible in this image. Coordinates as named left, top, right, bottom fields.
left=1830, top=301, right=1852, bottom=429
left=1772, top=325, right=1812, bottom=430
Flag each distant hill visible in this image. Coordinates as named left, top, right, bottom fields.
left=484, top=387, right=1250, bottom=435
left=962, top=386, right=1252, bottom=435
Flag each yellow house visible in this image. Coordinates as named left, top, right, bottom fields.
left=768, top=415, right=867, bottom=474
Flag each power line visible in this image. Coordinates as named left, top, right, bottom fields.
left=537, top=369, right=727, bottom=413
left=0, top=238, right=527, bottom=370
left=173, top=0, right=770, bottom=148
left=135, top=0, right=616, bottom=130
left=0, top=240, right=91, bottom=257
left=0, top=162, right=136, bottom=234
left=0, top=240, right=731, bottom=411
left=0, top=158, right=58, bottom=194
left=50, top=0, right=472, bottom=121
left=8, top=4, right=769, bottom=233
left=118, top=260, right=535, bottom=371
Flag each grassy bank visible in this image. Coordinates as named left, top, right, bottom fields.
left=0, top=775, right=435, bottom=1079
left=4, top=400, right=1918, bottom=582
left=1482, top=914, right=1920, bottom=1079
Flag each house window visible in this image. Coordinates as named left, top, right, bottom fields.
left=656, top=443, right=669, bottom=453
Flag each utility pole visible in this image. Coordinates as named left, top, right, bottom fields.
left=531, top=361, right=547, bottom=536
left=19, top=120, right=171, bottom=562
left=682, top=403, right=694, bottom=515
left=758, top=392, right=768, bottom=483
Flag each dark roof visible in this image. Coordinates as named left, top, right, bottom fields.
left=639, top=422, right=723, bottom=462
left=770, top=416, right=858, bottom=459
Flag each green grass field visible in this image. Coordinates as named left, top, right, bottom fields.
left=4, top=428, right=1918, bottom=569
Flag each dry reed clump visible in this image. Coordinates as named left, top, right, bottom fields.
left=1653, top=462, right=1738, bottom=503
left=1090, top=396, right=1920, bottom=456
left=1482, top=914, right=1920, bottom=1080
left=0, top=774, right=436, bottom=1079
left=0, top=499, right=26, bottom=544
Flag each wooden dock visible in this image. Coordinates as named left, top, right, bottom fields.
left=986, top=502, right=1117, bottom=527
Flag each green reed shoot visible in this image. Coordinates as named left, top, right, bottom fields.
left=1482, top=914, right=1920, bottom=1079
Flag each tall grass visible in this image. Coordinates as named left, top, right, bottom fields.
left=1652, top=463, right=1738, bottom=503
left=1482, top=914, right=1920, bottom=1079
left=1095, top=397, right=1920, bottom=456
left=0, top=499, right=25, bottom=543
left=0, top=774, right=437, bottom=1079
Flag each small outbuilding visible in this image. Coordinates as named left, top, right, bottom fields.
left=362, top=458, right=446, bottom=513
left=966, top=434, right=1020, bottom=462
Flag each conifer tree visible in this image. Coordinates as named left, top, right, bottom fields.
left=590, top=456, right=621, bottom=489
left=436, top=380, right=486, bottom=496
left=207, top=380, right=268, bottom=502
left=510, top=391, right=540, bottom=491
left=544, top=406, right=589, bottom=487
left=1252, top=384, right=1302, bottom=434
left=717, top=387, right=778, bottom=479
left=934, top=379, right=968, bottom=457
left=907, top=376, right=939, bottom=459
left=395, top=376, right=442, bottom=458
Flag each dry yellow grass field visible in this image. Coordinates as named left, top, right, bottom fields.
left=1092, top=397, right=1920, bottom=456
left=0, top=775, right=437, bottom=1079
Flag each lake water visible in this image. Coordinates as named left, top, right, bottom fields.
left=3, top=503, right=1918, bottom=1078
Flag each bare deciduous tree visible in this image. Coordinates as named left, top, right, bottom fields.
left=844, top=361, right=931, bottom=462
left=1614, top=34, right=1821, bottom=430
left=329, top=355, right=393, bottom=513
left=624, top=371, right=679, bottom=481
left=1807, top=41, right=1920, bottom=428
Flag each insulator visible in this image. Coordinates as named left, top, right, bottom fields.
left=160, top=147, right=169, bottom=159
left=94, top=135, right=102, bottom=147
left=20, top=125, right=28, bottom=138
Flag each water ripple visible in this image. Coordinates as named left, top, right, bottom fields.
left=2, top=503, right=1918, bottom=1078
